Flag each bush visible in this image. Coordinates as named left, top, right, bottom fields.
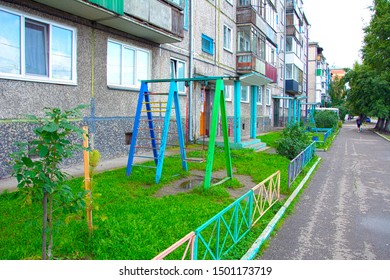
left=315, top=110, right=339, bottom=129
left=276, top=124, right=311, bottom=160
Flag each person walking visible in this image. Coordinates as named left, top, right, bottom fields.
left=356, top=116, right=362, bottom=132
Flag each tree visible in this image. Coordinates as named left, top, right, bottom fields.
left=328, top=74, right=348, bottom=120
left=329, top=75, right=346, bottom=107
left=345, top=0, right=390, bottom=132
left=11, top=106, right=87, bottom=259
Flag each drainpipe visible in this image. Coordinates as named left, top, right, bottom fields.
left=188, top=0, right=194, bottom=142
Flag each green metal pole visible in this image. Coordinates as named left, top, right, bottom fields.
left=219, top=80, right=233, bottom=180
left=204, top=79, right=232, bottom=190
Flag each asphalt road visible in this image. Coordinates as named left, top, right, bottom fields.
left=260, top=121, right=390, bottom=260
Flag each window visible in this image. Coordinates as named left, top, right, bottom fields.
left=201, top=34, right=214, bottom=55
left=279, top=36, right=284, bottom=53
left=224, top=85, right=232, bottom=101
left=237, top=29, right=251, bottom=52
left=286, top=37, right=292, bottom=52
left=256, top=35, right=266, bottom=60
left=238, top=0, right=250, bottom=5
left=223, top=25, right=232, bottom=52
left=170, top=58, right=186, bottom=94
left=280, top=65, right=284, bottom=80
left=257, top=86, right=263, bottom=105
left=266, top=88, right=271, bottom=106
left=183, top=0, right=189, bottom=30
left=286, top=64, right=293, bottom=79
left=240, top=86, right=249, bottom=102
left=107, top=40, right=149, bottom=88
left=0, top=8, right=76, bottom=83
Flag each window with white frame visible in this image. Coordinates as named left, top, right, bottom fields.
left=286, top=37, right=293, bottom=52
left=224, top=85, right=232, bottom=101
left=223, top=25, right=232, bottom=52
left=240, top=86, right=249, bottom=102
left=107, top=40, right=150, bottom=88
left=237, top=29, right=251, bottom=52
left=0, top=8, right=76, bottom=83
left=266, top=87, right=271, bottom=106
left=257, top=85, right=263, bottom=105
left=286, top=64, right=293, bottom=79
left=170, top=58, right=186, bottom=94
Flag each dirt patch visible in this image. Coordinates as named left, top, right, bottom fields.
left=154, top=169, right=258, bottom=199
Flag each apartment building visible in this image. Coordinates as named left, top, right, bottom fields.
left=0, top=0, right=186, bottom=178
left=0, top=0, right=311, bottom=178
left=308, top=42, right=330, bottom=106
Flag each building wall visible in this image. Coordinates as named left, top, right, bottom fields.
left=0, top=1, right=185, bottom=178
left=307, top=44, right=317, bottom=103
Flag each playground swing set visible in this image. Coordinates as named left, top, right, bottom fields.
left=126, top=76, right=233, bottom=190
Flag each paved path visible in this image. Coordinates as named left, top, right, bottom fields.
left=260, top=121, right=390, bottom=260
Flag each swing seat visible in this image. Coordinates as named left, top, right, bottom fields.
left=184, top=157, right=205, bottom=163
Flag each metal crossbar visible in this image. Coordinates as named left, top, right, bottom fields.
left=288, top=141, right=316, bottom=188
left=252, top=171, right=280, bottom=226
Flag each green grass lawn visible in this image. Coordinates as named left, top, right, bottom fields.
left=0, top=146, right=294, bottom=260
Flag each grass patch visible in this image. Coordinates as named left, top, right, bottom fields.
left=0, top=146, right=289, bottom=260
left=257, top=131, right=282, bottom=148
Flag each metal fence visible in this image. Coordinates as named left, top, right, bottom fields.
left=288, top=141, right=316, bottom=188
left=153, top=171, right=281, bottom=260
left=311, top=128, right=333, bottom=145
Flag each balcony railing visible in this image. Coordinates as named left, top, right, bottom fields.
left=32, top=0, right=184, bottom=43
left=265, top=62, right=277, bottom=83
left=237, top=54, right=266, bottom=75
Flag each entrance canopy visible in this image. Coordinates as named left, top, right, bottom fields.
left=223, top=72, right=272, bottom=87
left=239, top=72, right=273, bottom=87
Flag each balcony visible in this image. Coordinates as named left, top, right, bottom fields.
left=285, top=79, right=302, bottom=95
left=236, top=5, right=277, bottom=44
left=32, top=0, right=184, bottom=43
left=286, top=0, right=297, bottom=14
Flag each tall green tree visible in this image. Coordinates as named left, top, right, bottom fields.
left=345, top=0, right=390, bottom=131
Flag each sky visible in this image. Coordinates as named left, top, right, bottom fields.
left=303, top=0, right=373, bottom=69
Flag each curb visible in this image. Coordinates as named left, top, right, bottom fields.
left=241, top=157, right=322, bottom=260
left=373, top=130, right=390, bottom=142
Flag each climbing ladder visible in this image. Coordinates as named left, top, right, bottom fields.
left=126, top=77, right=233, bottom=190
left=126, top=80, right=187, bottom=184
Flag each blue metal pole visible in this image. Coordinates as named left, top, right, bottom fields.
left=297, top=100, right=301, bottom=124
left=155, top=81, right=176, bottom=183
left=173, top=81, right=188, bottom=171
left=250, top=85, right=258, bottom=139
left=293, top=98, right=297, bottom=125
left=234, top=80, right=241, bottom=143
left=126, top=82, right=148, bottom=176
